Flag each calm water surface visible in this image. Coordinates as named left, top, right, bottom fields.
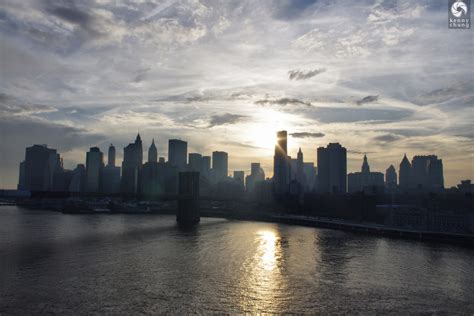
left=1, top=206, right=473, bottom=314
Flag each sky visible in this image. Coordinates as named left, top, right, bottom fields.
left=0, top=0, right=473, bottom=189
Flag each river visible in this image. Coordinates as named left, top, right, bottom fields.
left=1, top=206, right=473, bottom=314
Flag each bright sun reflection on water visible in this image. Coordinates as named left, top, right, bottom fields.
left=257, top=230, right=278, bottom=271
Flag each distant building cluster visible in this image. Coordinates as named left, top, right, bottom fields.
left=17, top=130, right=469, bottom=197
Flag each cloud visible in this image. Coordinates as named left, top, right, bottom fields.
left=373, top=134, right=403, bottom=143
left=0, top=93, right=55, bottom=115
left=288, top=68, right=326, bottom=80
left=255, top=98, right=312, bottom=107
left=208, top=113, right=248, bottom=127
left=356, top=95, right=379, bottom=105
left=289, top=132, right=325, bottom=138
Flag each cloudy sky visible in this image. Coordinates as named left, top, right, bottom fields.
left=0, top=0, right=473, bottom=189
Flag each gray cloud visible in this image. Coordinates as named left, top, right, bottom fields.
left=208, top=113, right=248, bottom=127
left=288, top=68, right=326, bottom=80
left=255, top=98, right=312, bottom=107
left=373, top=134, right=403, bottom=143
left=0, top=93, right=55, bottom=115
left=356, top=95, right=379, bottom=105
left=289, top=132, right=325, bottom=138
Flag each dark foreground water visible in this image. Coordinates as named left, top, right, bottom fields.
left=1, top=206, right=473, bottom=314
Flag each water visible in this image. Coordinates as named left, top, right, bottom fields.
left=1, top=206, right=473, bottom=314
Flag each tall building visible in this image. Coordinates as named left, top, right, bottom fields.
left=86, top=147, right=104, bottom=193
left=69, top=164, right=86, bottom=192
left=317, top=143, right=347, bottom=193
left=121, top=134, right=143, bottom=194
left=189, top=153, right=203, bottom=172
left=168, top=139, right=187, bottom=171
left=212, top=151, right=228, bottom=183
left=399, top=154, right=412, bottom=190
left=412, top=155, right=444, bottom=191
left=201, top=155, right=211, bottom=179
left=233, top=171, right=245, bottom=189
left=273, top=131, right=290, bottom=194
left=20, top=144, right=61, bottom=191
left=398, top=154, right=444, bottom=192
left=108, top=144, right=116, bottom=167
left=303, top=162, right=317, bottom=192
left=148, top=139, right=157, bottom=163
left=385, top=165, right=397, bottom=188
left=246, top=163, right=265, bottom=194
left=347, top=155, right=384, bottom=193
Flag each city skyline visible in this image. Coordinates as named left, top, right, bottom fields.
left=14, top=132, right=458, bottom=195
left=0, top=0, right=473, bottom=189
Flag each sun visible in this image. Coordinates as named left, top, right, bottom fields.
left=248, top=108, right=293, bottom=149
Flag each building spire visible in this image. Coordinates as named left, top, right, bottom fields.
left=361, top=154, right=370, bottom=173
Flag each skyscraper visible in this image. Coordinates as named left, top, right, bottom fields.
left=212, top=151, right=228, bottom=183
left=385, top=165, right=397, bottom=187
left=86, top=147, right=104, bottom=193
left=121, top=134, right=143, bottom=194
left=168, top=139, right=187, bottom=171
left=317, top=143, right=347, bottom=193
left=108, top=144, right=116, bottom=167
left=148, top=139, right=157, bottom=163
left=399, top=154, right=412, bottom=190
left=245, top=162, right=266, bottom=194
left=20, top=144, right=61, bottom=191
left=233, top=171, right=245, bottom=189
left=189, top=153, right=203, bottom=172
left=102, top=143, right=121, bottom=194
left=273, top=131, right=290, bottom=194
left=412, top=155, right=444, bottom=191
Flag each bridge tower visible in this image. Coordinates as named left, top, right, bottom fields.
left=177, top=172, right=200, bottom=224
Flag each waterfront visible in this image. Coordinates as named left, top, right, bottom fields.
left=1, top=206, right=473, bottom=314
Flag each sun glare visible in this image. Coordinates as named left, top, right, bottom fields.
left=248, top=109, right=293, bottom=149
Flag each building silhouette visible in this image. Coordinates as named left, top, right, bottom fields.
left=399, top=154, right=412, bottom=190
left=148, top=139, right=157, bottom=163
left=101, top=143, right=121, bottom=194
left=385, top=165, right=397, bottom=188
left=212, top=151, right=228, bottom=183
left=233, top=170, right=245, bottom=190
left=303, top=162, right=317, bottom=192
left=317, top=143, right=347, bottom=193
left=245, top=162, right=265, bottom=194
left=188, top=153, right=203, bottom=172
left=19, top=144, right=61, bottom=191
left=399, top=154, right=444, bottom=192
left=273, top=131, right=290, bottom=194
left=108, top=143, right=116, bottom=167
left=141, top=139, right=179, bottom=195
left=121, top=134, right=143, bottom=194
left=412, top=155, right=444, bottom=191
left=168, top=139, right=187, bottom=171
left=86, top=147, right=104, bottom=193
left=69, top=164, right=86, bottom=192
left=348, top=155, right=384, bottom=193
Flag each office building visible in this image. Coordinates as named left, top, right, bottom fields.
left=168, top=139, right=187, bottom=171
left=273, top=131, right=290, bottom=194
left=19, top=144, right=61, bottom=191
left=86, top=147, right=104, bottom=193
left=121, top=134, right=143, bottom=194
left=317, top=143, right=347, bottom=193
left=212, top=151, right=228, bottom=183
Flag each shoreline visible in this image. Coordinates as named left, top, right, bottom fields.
left=4, top=204, right=473, bottom=246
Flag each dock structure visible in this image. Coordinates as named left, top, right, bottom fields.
left=177, top=172, right=200, bottom=224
